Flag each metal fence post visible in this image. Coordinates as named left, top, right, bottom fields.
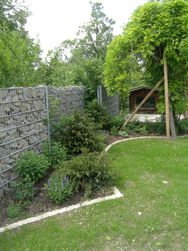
left=45, top=86, right=51, bottom=150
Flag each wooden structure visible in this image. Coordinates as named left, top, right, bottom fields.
left=129, top=86, right=159, bottom=114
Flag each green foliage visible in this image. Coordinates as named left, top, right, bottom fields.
left=12, top=177, right=35, bottom=204
left=0, top=0, right=42, bottom=87
left=59, top=152, right=113, bottom=198
left=104, top=0, right=188, bottom=115
left=16, top=151, right=49, bottom=183
left=86, top=100, right=111, bottom=130
left=110, top=113, right=125, bottom=129
left=47, top=171, right=75, bottom=204
left=118, top=131, right=129, bottom=138
left=7, top=203, right=23, bottom=219
left=124, top=120, right=166, bottom=136
left=43, top=141, right=67, bottom=168
left=178, top=118, right=188, bottom=135
left=52, top=111, right=106, bottom=155
left=39, top=2, right=115, bottom=101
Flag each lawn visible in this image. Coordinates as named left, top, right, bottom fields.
left=1, top=137, right=188, bottom=251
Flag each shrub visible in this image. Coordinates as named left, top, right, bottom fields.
left=12, top=177, right=35, bottom=205
left=47, top=171, right=75, bottom=204
left=7, top=203, right=23, bottom=219
left=179, top=118, right=188, bottom=135
left=52, top=111, right=106, bottom=155
left=86, top=100, right=111, bottom=130
left=16, top=151, right=49, bottom=183
left=123, top=120, right=166, bottom=136
left=59, top=152, right=113, bottom=198
left=43, top=141, right=67, bottom=168
left=110, top=113, right=125, bottom=130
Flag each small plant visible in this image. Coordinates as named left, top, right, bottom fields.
left=12, top=177, right=35, bottom=205
left=7, top=203, right=23, bottom=219
left=43, top=141, right=67, bottom=168
left=118, top=130, right=128, bottom=138
left=47, top=171, right=75, bottom=204
left=52, top=111, right=106, bottom=155
left=16, top=151, right=49, bottom=183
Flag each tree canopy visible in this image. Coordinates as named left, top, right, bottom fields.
left=0, top=0, right=41, bottom=87
left=40, top=2, right=115, bottom=101
left=104, top=0, right=188, bottom=114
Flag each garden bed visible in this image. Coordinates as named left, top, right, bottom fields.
left=0, top=175, right=113, bottom=228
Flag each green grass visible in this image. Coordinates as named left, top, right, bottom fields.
left=1, top=137, right=188, bottom=250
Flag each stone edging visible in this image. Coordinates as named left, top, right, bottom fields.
left=0, top=187, right=123, bottom=233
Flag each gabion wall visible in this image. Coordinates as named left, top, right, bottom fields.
left=97, top=85, right=119, bottom=115
left=0, top=86, right=84, bottom=195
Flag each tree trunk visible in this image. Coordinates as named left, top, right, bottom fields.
left=163, top=54, right=170, bottom=138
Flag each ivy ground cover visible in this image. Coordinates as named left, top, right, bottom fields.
left=1, top=137, right=188, bottom=250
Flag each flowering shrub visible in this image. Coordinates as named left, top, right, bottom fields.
left=47, top=170, right=75, bottom=204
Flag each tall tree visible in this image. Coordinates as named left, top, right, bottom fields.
left=0, top=0, right=42, bottom=87
left=104, top=0, right=188, bottom=115
left=40, top=1, right=115, bottom=101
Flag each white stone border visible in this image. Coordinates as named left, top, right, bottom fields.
left=0, top=187, right=123, bottom=233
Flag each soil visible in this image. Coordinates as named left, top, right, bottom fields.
left=0, top=136, right=121, bottom=228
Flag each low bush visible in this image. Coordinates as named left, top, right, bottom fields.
left=47, top=171, right=75, bottom=204
left=47, top=152, right=113, bottom=203
left=43, top=141, right=67, bottom=168
left=7, top=203, right=23, bottom=219
left=60, top=152, right=113, bottom=198
left=178, top=118, right=188, bottom=135
left=52, top=111, right=106, bottom=155
left=16, top=151, right=49, bottom=183
left=120, top=120, right=166, bottom=136
left=110, top=113, right=125, bottom=130
left=86, top=100, right=111, bottom=130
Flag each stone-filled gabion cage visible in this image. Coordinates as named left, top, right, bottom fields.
left=0, top=86, right=85, bottom=196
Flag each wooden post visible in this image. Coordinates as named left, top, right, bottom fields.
left=119, top=78, right=164, bottom=130
left=163, top=54, right=170, bottom=138
left=169, top=99, right=176, bottom=139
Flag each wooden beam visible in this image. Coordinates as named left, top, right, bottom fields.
left=119, top=78, right=164, bottom=130
left=169, top=102, right=176, bottom=139
left=163, top=54, right=170, bottom=138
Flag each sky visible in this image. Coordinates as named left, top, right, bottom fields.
left=24, top=0, right=148, bottom=56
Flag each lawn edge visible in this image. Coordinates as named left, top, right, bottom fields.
left=0, top=187, right=123, bottom=234
left=105, top=136, right=166, bottom=152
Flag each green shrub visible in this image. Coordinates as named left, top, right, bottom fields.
left=110, top=113, right=125, bottom=129
left=52, top=111, right=106, bottom=155
left=43, top=141, right=67, bottom=168
left=125, top=120, right=165, bottom=136
left=7, top=203, right=23, bottom=219
left=179, top=118, right=188, bottom=135
left=47, top=171, right=75, bottom=204
left=12, top=177, right=35, bottom=205
left=16, top=151, right=49, bottom=183
left=59, top=152, right=113, bottom=198
left=86, top=100, right=111, bottom=130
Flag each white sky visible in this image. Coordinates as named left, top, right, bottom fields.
left=24, top=0, right=148, bottom=56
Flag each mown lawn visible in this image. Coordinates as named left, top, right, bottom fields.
left=1, top=137, right=188, bottom=251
